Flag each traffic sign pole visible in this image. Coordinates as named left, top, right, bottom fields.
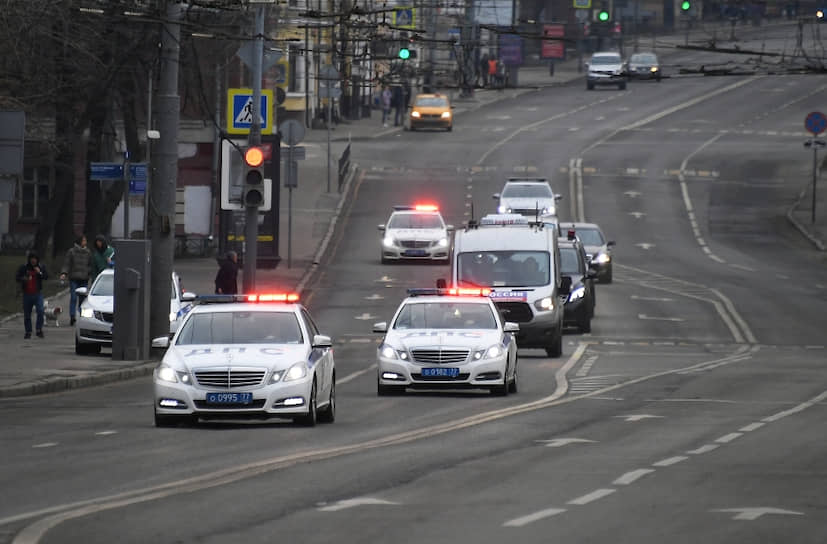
left=804, top=112, right=826, bottom=225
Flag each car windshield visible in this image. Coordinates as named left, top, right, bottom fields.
left=388, top=213, right=443, bottom=229
left=415, top=97, right=447, bottom=107
left=574, top=228, right=605, bottom=246
left=501, top=184, right=553, bottom=198
left=90, top=274, right=114, bottom=296
left=393, top=302, right=497, bottom=330
left=457, top=250, right=551, bottom=287
left=175, top=311, right=304, bottom=345
left=631, top=53, right=657, bottom=64
left=560, top=247, right=582, bottom=275
left=592, top=55, right=621, bottom=65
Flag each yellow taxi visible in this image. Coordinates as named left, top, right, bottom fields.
left=408, top=93, right=452, bottom=132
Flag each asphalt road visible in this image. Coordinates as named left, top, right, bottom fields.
left=2, top=29, right=827, bottom=543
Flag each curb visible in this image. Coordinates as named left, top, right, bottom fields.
left=0, top=361, right=157, bottom=399
left=786, top=186, right=826, bottom=251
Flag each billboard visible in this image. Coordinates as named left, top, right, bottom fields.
left=474, top=0, right=513, bottom=25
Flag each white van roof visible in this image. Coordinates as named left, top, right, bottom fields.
left=455, top=224, right=555, bottom=253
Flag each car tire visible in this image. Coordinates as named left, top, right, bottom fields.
left=545, top=326, right=563, bottom=358
left=75, top=337, right=87, bottom=355
left=490, top=367, right=509, bottom=396
left=619, top=81, right=627, bottom=90
left=446, top=125, right=452, bottom=132
left=377, top=379, right=405, bottom=396
left=508, top=358, right=518, bottom=394
left=578, top=313, right=592, bottom=333
left=603, top=268, right=613, bottom=284
left=586, top=81, right=595, bottom=90
left=296, top=379, right=317, bottom=427
left=317, top=375, right=336, bottom=424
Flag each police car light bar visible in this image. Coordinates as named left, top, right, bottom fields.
left=247, top=293, right=300, bottom=302
left=194, top=293, right=299, bottom=304
left=407, top=288, right=491, bottom=297
left=414, top=204, right=439, bottom=211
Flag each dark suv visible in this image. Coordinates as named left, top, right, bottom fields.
left=558, top=235, right=597, bottom=333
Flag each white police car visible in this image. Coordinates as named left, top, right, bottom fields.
left=373, top=287, right=519, bottom=395
left=378, top=204, right=454, bottom=263
left=75, top=269, right=195, bottom=355
left=151, top=293, right=335, bottom=427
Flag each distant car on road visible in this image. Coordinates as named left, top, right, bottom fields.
left=408, top=93, right=453, bottom=131
left=559, top=222, right=615, bottom=283
left=558, top=235, right=597, bottom=333
left=378, top=204, right=454, bottom=264
left=75, top=269, right=195, bottom=355
left=586, top=51, right=627, bottom=90
left=626, top=52, right=661, bottom=81
left=493, top=178, right=562, bottom=219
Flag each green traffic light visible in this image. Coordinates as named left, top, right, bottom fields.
left=398, top=48, right=410, bottom=60
left=598, top=10, right=610, bottom=21
left=681, top=0, right=690, bottom=10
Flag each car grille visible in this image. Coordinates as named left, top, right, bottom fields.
left=411, top=349, right=469, bottom=364
left=494, top=302, right=534, bottom=323
left=512, top=208, right=544, bottom=216
left=194, top=400, right=267, bottom=410
left=94, top=311, right=114, bottom=323
left=411, top=373, right=471, bottom=381
left=421, top=113, right=442, bottom=119
left=194, top=369, right=267, bottom=388
left=80, top=329, right=112, bottom=341
left=399, top=240, right=432, bottom=249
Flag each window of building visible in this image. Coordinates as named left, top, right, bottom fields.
left=19, top=166, right=50, bottom=220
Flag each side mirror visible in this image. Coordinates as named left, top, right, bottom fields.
left=75, top=287, right=88, bottom=296
left=377, top=224, right=386, bottom=231
left=492, top=193, right=500, bottom=200
left=584, top=62, right=590, bottom=69
left=373, top=322, right=388, bottom=333
left=554, top=194, right=563, bottom=201
left=312, top=334, right=333, bottom=349
left=503, top=322, right=519, bottom=333
left=436, top=278, right=447, bottom=289
left=446, top=224, right=455, bottom=231
left=607, top=240, right=616, bottom=247
left=559, top=276, right=573, bottom=296
left=152, top=336, right=170, bottom=349
left=181, top=292, right=197, bottom=302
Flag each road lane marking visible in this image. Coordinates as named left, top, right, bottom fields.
left=679, top=133, right=725, bottom=264
left=762, top=389, right=827, bottom=423
left=317, top=498, right=399, bottom=512
left=568, top=489, right=616, bottom=505
left=615, top=414, right=663, bottom=422
left=687, top=444, right=720, bottom=455
left=338, top=364, right=377, bottom=385
left=638, top=314, right=684, bottom=322
left=652, top=456, right=688, bottom=467
left=739, top=422, right=765, bottom=432
left=713, top=507, right=804, bottom=521
left=32, top=443, right=57, bottom=449
left=631, top=295, right=673, bottom=302
left=503, top=508, right=567, bottom=527
left=95, top=431, right=117, bottom=436
left=535, top=438, right=597, bottom=448
left=613, top=469, right=655, bottom=485
left=715, top=432, right=743, bottom=443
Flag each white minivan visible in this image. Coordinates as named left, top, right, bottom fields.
left=449, top=214, right=569, bottom=357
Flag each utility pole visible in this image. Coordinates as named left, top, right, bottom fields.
left=243, top=4, right=266, bottom=293
left=149, top=0, right=181, bottom=342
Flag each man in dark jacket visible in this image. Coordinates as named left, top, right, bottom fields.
left=214, top=251, right=239, bottom=294
left=15, top=251, right=48, bottom=339
left=91, top=234, right=114, bottom=280
left=60, top=234, right=92, bottom=325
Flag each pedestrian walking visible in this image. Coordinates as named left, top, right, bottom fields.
left=15, top=250, right=48, bottom=339
left=91, top=234, right=114, bottom=280
left=214, top=251, right=239, bottom=295
left=381, top=85, right=392, bottom=127
left=480, top=54, right=489, bottom=87
left=487, top=57, right=498, bottom=89
left=60, top=234, right=92, bottom=325
left=392, top=85, right=404, bottom=126
left=496, top=60, right=506, bottom=90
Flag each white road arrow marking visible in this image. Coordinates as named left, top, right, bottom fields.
left=355, top=313, right=378, bottom=321
left=364, top=294, right=384, bottom=301
left=535, top=438, right=597, bottom=448
left=374, top=275, right=395, bottom=283
left=628, top=211, right=646, bottom=219
left=635, top=243, right=655, bottom=250
left=615, top=414, right=664, bottom=422
left=624, top=190, right=641, bottom=198
left=318, top=498, right=399, bottom=512
left=638, top=314, right=684, bottom=322
left=713, top=508, right=804, bottom=521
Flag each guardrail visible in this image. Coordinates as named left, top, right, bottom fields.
left=338, top=142, right=351, bottom=193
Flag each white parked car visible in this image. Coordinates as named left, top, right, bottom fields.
left=374, top=287, right=519, bottom=395
left=75, top=269, right=195, bottom=355
left=152, top=293, right=336, bottom=427
left=378, top=204, right=454, bottom=263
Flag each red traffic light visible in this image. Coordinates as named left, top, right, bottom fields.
left=244, top=147, right=265, bottom=168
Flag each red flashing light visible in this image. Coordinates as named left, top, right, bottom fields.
left=447, top=288, right=492, bottom=297
left=414, top=204, right=439, bottom=212
left=567, top=229, right=576, bottom=240
left=244, top=147, right=265, bottom=168
left=246, top=293, right=300, bottom=302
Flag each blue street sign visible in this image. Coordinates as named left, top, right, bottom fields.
left=499, top=33, right=523, bottom=65
left=227, top=88, right=274, bottom=135
left=128, top=163, right=148, bottom=194
left=805, top=111, right=827, bottom=136
left=90, top=162, right=123, bottom=180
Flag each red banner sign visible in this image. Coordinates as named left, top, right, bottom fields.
left=541, top=24, right=566, bottom=60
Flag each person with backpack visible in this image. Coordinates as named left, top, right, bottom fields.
left=60, top=234, right=92, bottom=325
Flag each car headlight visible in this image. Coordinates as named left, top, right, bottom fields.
left=437, top=237, right=448, bottom=248
left=283, top=362, right=308, bottom=382
left=497, top=205, right=510, bottom=213
left=157, top=365, right=178, bottom=383
left=411, top=111, right=421, bottom=118
left=382, top=235, right=396, bottom=247
left=80, top=308, right=94, bottom=318
left=594, top=252, right=611, bottom=264
left=534, top=297, right=554, bottom=311
left=542, top=206, right=555, bottom=215
left=270, top=370, right=284, bottom=384
left=379, top=344, right=409, bottom=360
left=650, top=66, right=659, bottom=72
left=441, top=111, right=451, bottom=119
left=568, top=286, right=586, bottom=302
left=473, top=345, right=504, bottom=360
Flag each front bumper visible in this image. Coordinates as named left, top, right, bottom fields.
left=377, top=356, right=508, bottom=389
left=587, top=73, right=625, bottom=84
left=563, top=296, right=589, bottom=326
left=76, top=316, right=112, bottom=345
left=153, top=376, right=313, bottom=419
left=410, top=116, right=451, bottom=129
left=381, top=242, right=449, bottom=261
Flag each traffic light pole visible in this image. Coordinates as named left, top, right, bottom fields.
left=243, top=5, right=266, bottom=293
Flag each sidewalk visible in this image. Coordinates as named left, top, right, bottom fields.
left=787, top=156, right=827, bottom=251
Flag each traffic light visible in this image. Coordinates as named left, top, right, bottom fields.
left=597, top=9, right=610, bottom=21
left=398, top=47, right=410, bottom=60
left=681, top=0, right=691, bottom=10
left=242, top=146, right=265, bottom=207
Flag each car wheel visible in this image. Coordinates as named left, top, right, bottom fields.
left=508, top=358, right=518, bottom=394
left=578, top=313, right=592, bottom=333
left=90, top=343, right=102, bottom=355
left=377, top=378, right=405, bottom=396
left=619, top=81, right=627, bottom=90
left=446, top=125, right=452, bottom=132
left=545, top=326, right=563, bottom=358
left=317, top=374, right=336, bottom=424
left=75, top=337, right=87, bottom=355
left=586, top=81, right=595, bottom=90
left=296, top=379, right=317, bottom=427
left=603, top=267, right=613, bottom=284
left=490, top=366, right=509, bottom=396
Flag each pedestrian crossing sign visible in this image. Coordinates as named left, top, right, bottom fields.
left=226, top=88, right=274, bottom=135
left=393, top=7, right=416, bottom=29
